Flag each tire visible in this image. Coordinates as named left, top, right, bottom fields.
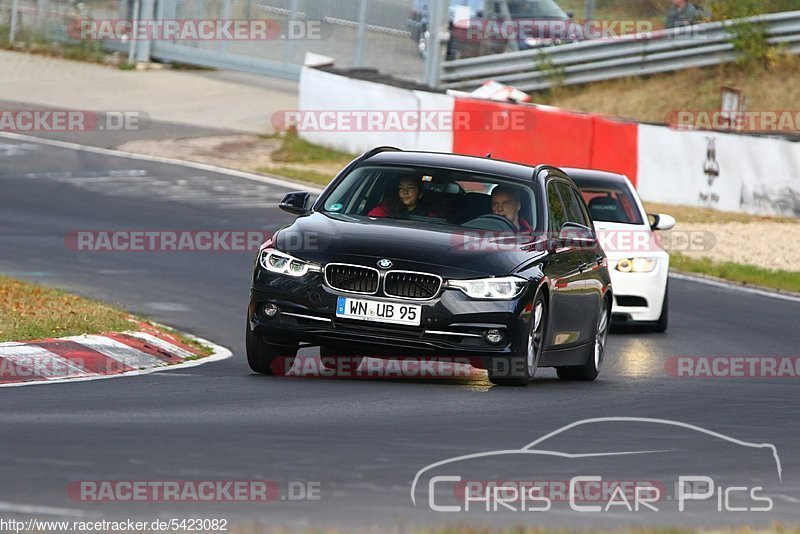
left=557, top=297, right=610, bottom=382
left=245, top=320, right=298, bottom=376
left=487, top=292, right=547, bottom=387
left=319, top=345, right=363, bottom=377
left=652, top=283, right=669, bottom=333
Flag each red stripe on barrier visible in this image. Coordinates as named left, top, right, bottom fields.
left=0, top=356, right=47, bottom=383
left=33, top=339, right=134, bottom=375
left=103, top=333, right=185, bottom=363
left=132, top=321, right=201, bottom=356
left=452, top=98, right=638, bottom=185
left=590, top=116, right=639, bottom=186
left=453, top=98, right=594, bottom=167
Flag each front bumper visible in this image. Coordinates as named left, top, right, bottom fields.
left=608, top=257, right=669, bottom=323
left=248, top=269, right=532, bottom=363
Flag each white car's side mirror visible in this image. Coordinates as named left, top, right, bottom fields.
left=649, top=213, right=676, bottom=231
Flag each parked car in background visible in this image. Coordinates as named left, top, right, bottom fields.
left=566, top=168, right=675, bottom=332
left=408, top=0, right=580, bottom=59
left=247, top=149, right=613, bottom=386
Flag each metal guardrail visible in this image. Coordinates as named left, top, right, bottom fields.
left=440, top=11, right=800, bottom=92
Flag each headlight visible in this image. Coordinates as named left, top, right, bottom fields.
left=259, top=248, right=321, bottom=277
left=448, top=276, right=527, bottom=300
left=616, top=258, right=657, bottom=273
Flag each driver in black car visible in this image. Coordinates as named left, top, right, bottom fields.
left=491, top=185, right=532, bottom=232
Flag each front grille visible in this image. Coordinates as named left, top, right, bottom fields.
left=384, top=271, right=442, bottom=300
left=325, top=264, right=379, bottom=294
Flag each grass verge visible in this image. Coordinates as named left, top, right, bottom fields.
left=671, top=253, right=800, bottom=294
left=257, top=165, right=336, bottom=187
left=256, top=132, right=355, bottom=187
left=643, top=202, right=798, bottom=224
left=0, top=275, right=134, bottom=342
left=261, top=131, right=354, bottom=165
left=0, top=275, right=212, bottom=355
left=535, top=56, right=800, bottom=125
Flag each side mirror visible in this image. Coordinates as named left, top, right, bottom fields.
left=551, top=222, right=596, bottom=250
left=648, top=213, right=676, bottom=231
left=279, top=191, right=312, bottom=216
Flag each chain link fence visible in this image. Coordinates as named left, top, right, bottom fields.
left=2, top=0, right=800, bottom=84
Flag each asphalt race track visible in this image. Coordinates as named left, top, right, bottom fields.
left=1, top=134, right=799, bottom=530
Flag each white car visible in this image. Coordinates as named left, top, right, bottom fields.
left=565, top=168, right=675, bottom=332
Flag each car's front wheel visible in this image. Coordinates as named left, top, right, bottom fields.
left=652, top=283, right=669, bottom=333
left=246, top=320, right=298, bottom=376
left=487, top=292, right=547, bottom=386
left=557, top=297, right=610, bottom=381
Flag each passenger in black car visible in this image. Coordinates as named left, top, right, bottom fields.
left=368, top=176, right=440, bottom=218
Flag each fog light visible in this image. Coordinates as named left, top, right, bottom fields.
left=263, top=303, right=279, bottom=318
left=485, top=329, right=505, bottom=345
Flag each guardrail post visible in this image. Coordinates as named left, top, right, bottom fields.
left=9, top=0, right=19, bottom=44
left=135, top=0, right=153, bottom=64
left=283, top=0, right=300, bottom=66
left=353, top=0, right=368, bottom=67
left=424, top=0, right=447, bottom=88
left=221, top=0, right=231, bottom=51
left=127, top=0, right=139, bottom=64
left=36, top=0, right=48, bottom=31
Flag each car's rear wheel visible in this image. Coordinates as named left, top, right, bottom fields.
left=487, top=292, right=546, bottom=387
left=246, top=320, right=298, bottom=376
left=557, top=296, right=610, bottom=381
left=319, top=345, right=363, bottom=377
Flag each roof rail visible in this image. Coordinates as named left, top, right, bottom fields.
left=532, top=164, right=567, bottom=181
left=361, top=146, right=403, bottom=160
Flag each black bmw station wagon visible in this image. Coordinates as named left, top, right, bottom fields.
left=247, top=148, right=612, bottom=386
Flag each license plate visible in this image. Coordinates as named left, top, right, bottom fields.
left=336, top=297, right=422, bottom=326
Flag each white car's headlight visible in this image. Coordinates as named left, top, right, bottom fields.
left=259, top=248, right=321, bottom=277
left=616, top=258, right=657, bottom=273
left=448, top=276, right=527, bottom=300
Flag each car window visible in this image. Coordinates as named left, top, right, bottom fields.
left=556, top=182, right=590, bottom=227
left=546, top=181, right=567, bottom=232
left=577, top=184, right=645, bottom=225
left=570, top=187, right=594, bottom=228
left=501, top=0, right=568, bottom=18
left=321, top=165, right=539, bottom=232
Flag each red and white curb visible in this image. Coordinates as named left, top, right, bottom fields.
left=0, top=327, right=231, bottom=387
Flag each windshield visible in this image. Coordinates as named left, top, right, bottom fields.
left=575, top=181, right=645, bottom=225
left=506, top=0, right=568, bottom=19
left=320, top=164, right=539, bottom=233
